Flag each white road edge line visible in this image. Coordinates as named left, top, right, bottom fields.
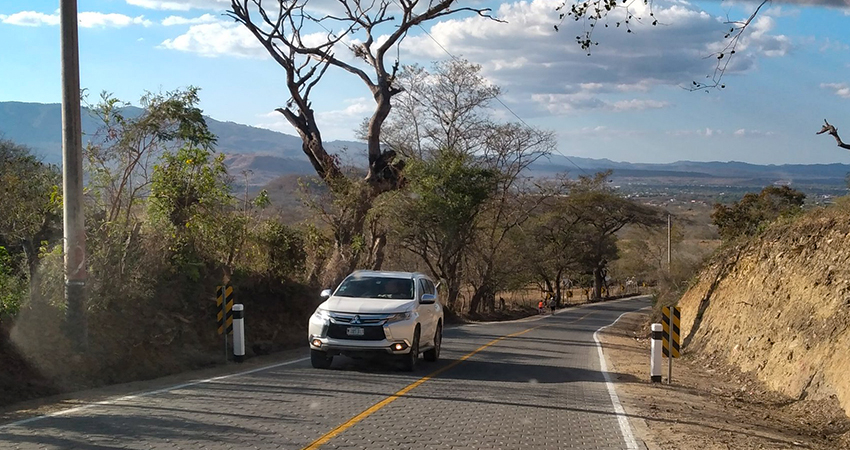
left=1, top=356, right=311, bottom=429
left=593, top=307, right=649, bottom=450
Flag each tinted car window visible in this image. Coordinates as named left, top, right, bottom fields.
left=335, top=277, right=414, bottom=299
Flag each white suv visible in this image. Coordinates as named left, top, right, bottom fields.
left=308, top=270, right=443, bottom=371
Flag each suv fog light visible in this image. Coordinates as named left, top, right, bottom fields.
left=312, top=339, right=322, bottom=347
left=393, top=342, right=408, bottom=351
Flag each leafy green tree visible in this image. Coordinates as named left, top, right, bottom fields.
left=0, top=138, right=61, bottom=283
left=466, top=124, right=554, bottom=313
left=518, top=195, right=586, bottom=304
left=388, top=149, right=499, bottom=310
left=85, top=87, right=215, bottom=229
left=370, top=59, right=555, bottom=312
left=711, top=185, right=805, bottom=241
left=148, top=143, right=232, bottom=280
left=0, top=246, right=27, bottom=318
left=564, top=171, right=665, bottom=300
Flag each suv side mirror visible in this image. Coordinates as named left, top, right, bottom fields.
left=420, top=293, right=437, bottom=304
left=320, top=289, right=332, bottom=298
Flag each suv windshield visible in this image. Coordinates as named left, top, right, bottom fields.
left=334, top=276, right=415, bottom=299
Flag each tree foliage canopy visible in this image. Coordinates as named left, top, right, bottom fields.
left=711, top=185, right=805, bottom=241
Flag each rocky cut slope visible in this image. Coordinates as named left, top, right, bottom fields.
left=678, top=199, right=850, bottom=417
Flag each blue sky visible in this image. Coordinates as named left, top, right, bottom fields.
left=1, top=0, right=849, bottom=165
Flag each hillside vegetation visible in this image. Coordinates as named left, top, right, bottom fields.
left=679, top=199, right=850, bottom=417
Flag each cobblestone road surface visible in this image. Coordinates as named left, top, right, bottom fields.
left=0, top=297, right=650, bottom=449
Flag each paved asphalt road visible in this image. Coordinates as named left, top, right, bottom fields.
left=0, top=296, right=650, bottom=450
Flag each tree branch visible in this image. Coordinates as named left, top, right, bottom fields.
left=817, top=119, right=850, bottom=150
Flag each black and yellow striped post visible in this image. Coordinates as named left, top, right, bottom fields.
left=216, top=284, right=234, bottom=361
left=662, top=305, right=681, bottom=384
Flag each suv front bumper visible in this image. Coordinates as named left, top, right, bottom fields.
left=308, top=312, right=417, bottom=355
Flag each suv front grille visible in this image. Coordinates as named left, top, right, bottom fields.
left=329, top=312, right=387, bottom=325
left=327, top=323, right=387, bottom=341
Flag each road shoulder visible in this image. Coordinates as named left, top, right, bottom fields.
left=600, top=310, right=850, bottom=450
left=0, top=347, right=309, bottom=427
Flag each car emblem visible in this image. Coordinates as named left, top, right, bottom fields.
left=351, top=315, right=361, bottom=324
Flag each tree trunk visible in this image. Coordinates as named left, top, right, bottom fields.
left=370, top=233, right=386, bottom=271
left=593, top=266, right=604, bottom=301
left=20, top=239, right=38, bottom=296
left=446, top=278, right=462, bottom=312
left=468, top=285, right=489, bottom=314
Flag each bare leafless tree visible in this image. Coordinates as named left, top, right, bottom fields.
left=817, top=119, right=850, bottom=150
left=228, top=0, right=498, bottom=284
left=228, top=0, right=498, bottom=191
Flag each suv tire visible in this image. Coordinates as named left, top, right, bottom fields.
left=311, top=349, right=333, bottom=369
left=400, top=327, right=420, bottom=372
left=423, top=323, right=441, bottom=362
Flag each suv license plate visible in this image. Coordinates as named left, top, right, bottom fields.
left=346, top=327, right=365, bottom=336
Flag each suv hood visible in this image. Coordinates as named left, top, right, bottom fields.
left=322, top=296, right=415, bottom=314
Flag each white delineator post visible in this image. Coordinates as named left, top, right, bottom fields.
left=650, top=323, right=663, bottom=383
left=233, top=304, right=245, bottom=363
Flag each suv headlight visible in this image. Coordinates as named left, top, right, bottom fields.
left=386, top=312, right=412, bottom=323
left=313, top=308, right=330, bottom=321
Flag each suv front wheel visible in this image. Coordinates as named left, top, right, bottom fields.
left=311, top=349, right=333, bottom=369
left=423, top=323, right=441, bottom=362
left=400, top=327, right=420, bottom=372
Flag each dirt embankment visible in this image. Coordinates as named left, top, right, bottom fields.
left=0, top=275, right=319, bottom=407
left=678, top=202, right=850, bottom=418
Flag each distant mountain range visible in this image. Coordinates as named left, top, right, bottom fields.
left=2, top=101, right=848, bottom=189
left=531, top=155, right=850, bottom=186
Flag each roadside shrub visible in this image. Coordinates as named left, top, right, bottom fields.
left=711, top=186, right=805, bottom=241
left=0, top=246, right=26, bottom=318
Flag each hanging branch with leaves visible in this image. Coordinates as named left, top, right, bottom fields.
left=554, top=0, right=770, bottom=91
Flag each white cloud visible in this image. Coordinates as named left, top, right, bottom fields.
left=819, top=38, right=850, bottom=52
left=821, top=82, right=850, bottom=99
left=668, top=128, right=724, bottom=137
left=79, top=12, right=153, bottom=28
left=764, top=6, right=801, bottom=18
left=0, top=11, right=59, bottom=26
left=126, top=0, right=229, bottom=11
left=743, top=16, right=792, bottom=57
left=0, top=10, right=152, bottom=28
left=670, top=128, right=775, bottom=138
left=532, top=91, right=670, bottom=114
left=161, top=13, right=219, bottom=26
left=160, top=18, right=362, bottom=65
left=559, top=126, right=649, bottom=138
left=159, top=21, right=266, bottom=57
left=733, top=128, right=775, bottom=137
left=394, top=0, right=793, bottom=118
left=611, top=99, right=671, bottom=111
left=769, top=0, right=850, bottom=6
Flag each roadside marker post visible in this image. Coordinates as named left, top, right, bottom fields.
left=233, top=304, right=245, bottom=363
left=661, top=306, right=681, bottom=384
left=216, top=284, right=235, bottom=361
left=650, top=323, right=663, bottom=383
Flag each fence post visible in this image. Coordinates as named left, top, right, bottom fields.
left=650, top=323, right=663, bottom=383
left=233, top=304, right=245, bottom=363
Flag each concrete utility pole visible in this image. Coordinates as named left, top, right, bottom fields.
left=60, top=0, right=87, bottom=348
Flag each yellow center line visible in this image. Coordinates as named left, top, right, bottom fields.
left=302, top=309, right=596, bottom=450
